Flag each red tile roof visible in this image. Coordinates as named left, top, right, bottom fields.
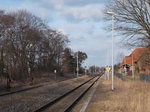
left=129, top=48, right=148, bottom=61
left=121, top=56, right=132, bottom=65
left=121, top=48, right=149, bottom=65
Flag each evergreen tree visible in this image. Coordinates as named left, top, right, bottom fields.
left=62, top=48, right=75, bottom=73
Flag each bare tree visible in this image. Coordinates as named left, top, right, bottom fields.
left=116, top=52, right=125, bottom=64
left=39, top=29, right=69, bottom=72
left=105, top=0, right=150, bottom=47
left=138, top=48, right=150, bottom=73
left=0, top=9, right=70, bottom=86
left=0, top=10, right=15, bottom=78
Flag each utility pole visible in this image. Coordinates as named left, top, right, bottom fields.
left=54, top=69, right=57, bottom=80
left=132, top=53, right=134, bottom=78
left=111, top=13, right=115, bottom=91
left=107, top=49, right=110, bottom=80
left=95, top=65, right=96, bottom=74
left=77, top=51, right=79, bottom=78
left=84, top=66, right=87, bottom=75
left=107, top=11, right=115, bottom=91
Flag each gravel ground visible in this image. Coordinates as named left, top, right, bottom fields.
left=44, top=77, right=98, bottom=112
left=72, top=77, right=101, bottom=112
left=0, top=73, right=68, bottom=95
left=0, top=75, right=90, bottom=112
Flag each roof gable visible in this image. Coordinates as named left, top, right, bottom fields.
left=121, top=48, right=149, bottom=65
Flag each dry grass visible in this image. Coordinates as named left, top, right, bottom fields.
left=87, top=77, right=150, bottom=112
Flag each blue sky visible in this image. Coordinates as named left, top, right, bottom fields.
left=0, top=0, right=132, bottom=67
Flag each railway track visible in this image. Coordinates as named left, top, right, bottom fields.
left=0, top=80, right=66, bottom=97
left=34, top=75, right=101, bottom=112
left=0, top=76, right=89, bottom=98
left=0, top=85, right=43, bottom=97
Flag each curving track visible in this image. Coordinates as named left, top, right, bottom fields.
left=34, top=76, right=101, bottom=112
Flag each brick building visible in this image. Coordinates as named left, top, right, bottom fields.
left=120, top=48, right=150, bottom=75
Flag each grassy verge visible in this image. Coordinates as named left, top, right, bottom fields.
left=124, top=75, right=140, bottom=81
left=87, top=77, right=150, bottom=112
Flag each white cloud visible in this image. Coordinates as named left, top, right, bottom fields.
left=58, top=23, right=81, bottom=33
left=1, top=0, right=117, bottom=66
left=63, top=0, right=104, bottom=6
left=88, top=55, right=97, bottom=58
left=15, top=0, right=106, bottom=22
left=56, top=4, right=105, bottom=21
left=70, top=38, right=111, bottom=52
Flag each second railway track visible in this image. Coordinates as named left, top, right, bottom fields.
left=0, top=85, right=43, bottom=97
left=0, top=77, right=85, bottom=97
left=35, top=75, right=101, bottom=112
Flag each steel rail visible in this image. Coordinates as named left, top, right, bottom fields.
left=0, top=77, right=75, bottom=97
left=65, top=76, right=100, bottom=112
left=34, top=76, right=98, bottom=112
left=0, top=85, right=42, bottom=97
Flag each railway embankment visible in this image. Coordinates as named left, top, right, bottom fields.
left=86, top=76, right=150, bottom=112
left=0, top=75, right=90, bottom=112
